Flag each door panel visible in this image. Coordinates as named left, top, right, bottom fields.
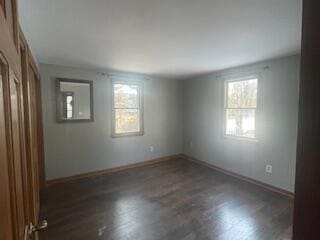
left=30, top=68, right=41, bottom=217
left=0, top=0, right=4, bottom=13
left=0, top=0, right=20, bottom=76
left=26, top=66, right=41, bottom=224
left=0, top=55, right=14, bottom=240
left=9, top=72, right=26, bottom=239
left=19, top=37, right=31, bottom=224
left=0, top=55, right=26, bottom=240
left=3, top=0, right=18, bottom=46
left=35, top=75, right=45, bottom=190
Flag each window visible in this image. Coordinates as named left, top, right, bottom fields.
left=112, top=80, right=143, bottom=137
left=61, top=92, right=74, bottom=119
left=224, top=77, right=258, bottom=140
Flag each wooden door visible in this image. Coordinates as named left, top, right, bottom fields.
left=0, top=1, right=45, bottom=240
left=293, top=0, right=320, bottom=239
left=0, top=3, right=27, bottom=239
left=0, top=49, right=27, bottom=240
left=19, top=31, right=43, bottom=240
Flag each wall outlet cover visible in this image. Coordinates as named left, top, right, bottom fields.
left=266, top=164, right=272, bottom=174
left=149, top=146, right=154, bottom=152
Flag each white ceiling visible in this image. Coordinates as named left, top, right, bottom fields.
left=19, top=0, right=302, bottom=79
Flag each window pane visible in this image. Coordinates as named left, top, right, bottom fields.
left=67, top=110, right=73, bottom=119
left=227, top=79, right=257, bottom=108
left=115, top=109, right=140, bottom=134
left=66, top=95, right=73, bottom=104
left=66, top=96, right=73, bottom=111
left=114, top=83, right=139, bottom=108
left=226, top=109, right=256, bottom=138
left=62, top=94, right=73, bottom=119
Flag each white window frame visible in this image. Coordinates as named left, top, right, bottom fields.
left=223, top=75, right=259, bottom=142
left=111, top=78, right=144, bottom=138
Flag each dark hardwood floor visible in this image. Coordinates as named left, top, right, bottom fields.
left=40, top=158, right=293, bottom=240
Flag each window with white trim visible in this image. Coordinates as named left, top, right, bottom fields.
left=112, top=80, right=143, bottom=137
left=224, top=77, right=258, bottom=140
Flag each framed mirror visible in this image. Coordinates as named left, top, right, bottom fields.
left=56, top=78, right=93, bottom=122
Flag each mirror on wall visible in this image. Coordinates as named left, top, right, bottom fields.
left=56, top=78, right=93, bottom=122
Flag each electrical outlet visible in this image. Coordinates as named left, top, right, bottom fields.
left=266, top=164, right=272, bottom=174
left=149, top=146, right=154, bottom=153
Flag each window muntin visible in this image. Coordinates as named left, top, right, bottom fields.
left=61, top=92, right=74, bottom=119
left=225, top=77, right=258, bottom=140
left=112, top=81, right=143, bottom=137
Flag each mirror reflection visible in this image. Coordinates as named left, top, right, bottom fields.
left=56, top=79, right=93, bottom=122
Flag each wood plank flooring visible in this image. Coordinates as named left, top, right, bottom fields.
left=39, top=158, right=293, bottom=240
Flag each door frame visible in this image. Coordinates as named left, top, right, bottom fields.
left=293, top=0, right=320, bottom=239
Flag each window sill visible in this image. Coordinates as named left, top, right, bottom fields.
left=223, top=134, right=259, bottom=143
left=111, top=132, right=144, bottom=138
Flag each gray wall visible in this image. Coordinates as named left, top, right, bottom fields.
left=41, top=55, right=300, bottom=192
left=40, top=64, right=183, bottom=180
left=183, top=55, right=300, bottom=192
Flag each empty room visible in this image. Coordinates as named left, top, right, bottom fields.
left=1, top=0, right=320, bottom=240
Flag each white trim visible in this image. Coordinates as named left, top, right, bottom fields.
left=111, top=77, right=144, bottom=138
left=222, top=75, right=260, bottom=142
